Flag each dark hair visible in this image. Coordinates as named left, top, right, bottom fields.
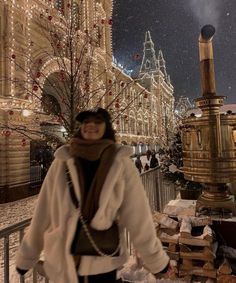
left=101, top=120, right=116, bottom=142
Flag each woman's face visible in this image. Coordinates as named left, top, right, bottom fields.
left=80, top=116, right=106, bottom=140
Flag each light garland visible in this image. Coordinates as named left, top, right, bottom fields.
left=10, top=0, right=15, bottom=96
left=1, top=0, right=174, bottom=147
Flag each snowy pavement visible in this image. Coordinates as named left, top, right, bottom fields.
left=0, top=195, right=38, bottom=230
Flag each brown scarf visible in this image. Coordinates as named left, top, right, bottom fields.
left=69, top=138, right=117, bottom=222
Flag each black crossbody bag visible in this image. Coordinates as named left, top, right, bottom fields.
left=66, top=167, right=120, bottom=257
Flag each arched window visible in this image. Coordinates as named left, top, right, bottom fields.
left=145, top=60, right=150, bottom=69
left=42, top=93, right=61, bottom=116
left=72, top=2, right=80, bottom=30
left=96, top=26, right=102, bottom=47
left=54, top=0, right=64, bottom=14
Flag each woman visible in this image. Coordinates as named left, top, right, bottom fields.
left=16, top=107, right=170, bottom=283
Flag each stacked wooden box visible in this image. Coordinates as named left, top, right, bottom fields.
left=178, top=216, right=217, bottom=281
left=153, top=212, right=179, bottom=262
left=153, top=212, right=220, bottom=282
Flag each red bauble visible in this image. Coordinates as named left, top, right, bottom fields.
left=8, top=110, right=14, bottom=115
left=36, top=72, right=41, bottom=78
left=108, top=19, right=113, bottom=25
left=101, top=19, right=105, bottom=24
left=120, top=82, right=124, bottom=87
left=33, top=85, right=38, bottom=91
left=21, top=141, right=26, bottom=147
left=84, top=83, right=89, bottom=91
left=144, top=93, right=148, bottom=98
left=115, top=103, right=119, bottom=108
left=11, top=54, right=16, bottom=59
left=2, top=129, right=11, bottom=137
left=48, top=15, right=52, bottom=21
left=21, top=138, right=26, bottom=143
left=108, top=79, right=112, bottom=84
left=108, top=91, right=112, bottom=96
left=133, top=54, right=140, bottom=60
left=38, top=59, right=43, bottom=64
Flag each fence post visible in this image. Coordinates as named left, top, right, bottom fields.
left=4, top=236, right=10, bottom=283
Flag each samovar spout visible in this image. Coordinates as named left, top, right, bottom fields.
left=199, top=25, right=216, bottom=96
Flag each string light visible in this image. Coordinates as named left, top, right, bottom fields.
left=1, top=0, right=174, bottom=147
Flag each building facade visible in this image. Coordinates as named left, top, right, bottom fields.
left=175, top=96, right=194, bottom=118
left=0, top=0, right=175, bottom=201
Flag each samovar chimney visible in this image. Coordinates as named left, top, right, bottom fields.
left=199, top=25, right=216, bottom=97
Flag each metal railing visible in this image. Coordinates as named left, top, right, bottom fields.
left=0, top=168, right=176, bottom=283
left=140, top=167, right=176, bottom=212
left=0, top=219, right=49, bottom=283
left=30, top=165, right=42, bottom=184
left=0, top=219, right=30, bottom=283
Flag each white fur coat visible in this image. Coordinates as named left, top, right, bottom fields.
left=15, top=145, right=169, bottom=283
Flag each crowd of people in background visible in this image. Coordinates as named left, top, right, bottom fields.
left=134, top=149, right=161, bottom=174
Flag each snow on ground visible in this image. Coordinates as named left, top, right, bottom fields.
left=0, top=195, right=38, bottom=230
left=119, top=256, right=187, bottom=283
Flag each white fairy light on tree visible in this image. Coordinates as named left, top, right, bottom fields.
left=0, top=0, right=147, bottom=144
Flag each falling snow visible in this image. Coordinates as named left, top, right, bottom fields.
left=113, top=0, right=236, bottom=104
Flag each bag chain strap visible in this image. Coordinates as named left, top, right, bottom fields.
left=66, top=166, right=120, bottom=257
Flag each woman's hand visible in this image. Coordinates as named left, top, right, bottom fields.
left=154, top=261, right=176, bottom=280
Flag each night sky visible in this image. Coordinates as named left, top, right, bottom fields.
left=112, top=0, right=236, bottom=105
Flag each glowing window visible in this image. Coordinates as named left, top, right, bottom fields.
left=233, top=130, right=236, bottom=144
left=54, top=0, right=64, bottom=14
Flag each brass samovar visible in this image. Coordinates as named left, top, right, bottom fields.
left=181, top=25, right=236, bottom=215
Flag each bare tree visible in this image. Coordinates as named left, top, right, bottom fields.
left=0, top=2, right=146, bottom=143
